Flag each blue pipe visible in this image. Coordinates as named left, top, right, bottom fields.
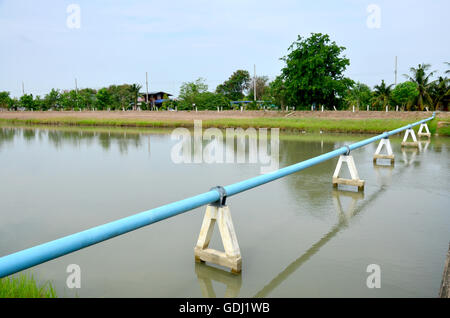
left=0, top=113, right=435, bottom=278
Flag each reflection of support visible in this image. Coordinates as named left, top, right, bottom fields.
left=402, top=148, right=418, bottom=166
left=254, top=160, right=414, bottom=298
left=401, top=128, right=419, bottom=148
left=194, top=205, right=242, bottom=273
left=418, top=140, right=430, bottom=153
left=332, top=155, right=365, bottom=191
left=195, top=262, right=242, bottom=298
left=417, top=123, right=431, bottom=138
left=332, top=189, right=364, bottom=219
left=373, top=163, right=394, bottom=186
left=254, top=186, right=386, bottom=298
left=373, top=137, right=394, bottom=166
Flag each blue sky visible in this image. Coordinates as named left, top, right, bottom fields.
left=0, top=0, right=449, bottom=98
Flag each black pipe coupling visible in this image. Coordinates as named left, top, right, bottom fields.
left=210, top=186, right=227, bottom=207
left=344, top=145, right=351, bottom=156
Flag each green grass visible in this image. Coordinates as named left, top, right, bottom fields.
left=0, top=274, right=56, bottom=298
left=1, top=116, right=448, bottom=136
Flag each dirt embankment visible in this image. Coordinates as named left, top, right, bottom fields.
left=0, top=110, right=448, bottom=121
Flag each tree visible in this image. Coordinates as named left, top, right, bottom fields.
left=95, top=88, right=111, bottom=110
left=44, top=89, right=60, bottom=110
left=390, top=81, right=418, bottom=109
left=19, top=94, right=35, bottom=110
left=193, top=92, right=229, bottom=110
left=78, top=88, right=97, bottom=110
left=129, top=84, right=142, bottom=110
left=34, top=95, right=44, bottom=110
left=430, top=76, right=449, bottom=111
left=0, top=91, right=11, bottom=110
left=275, top=33, right=353, bottom=109
left=372, top=80, right=393, bottom=110
left=344, top=82, right=372, bottom=110
left=216, top=70, right=251, bottom=101
left=248, top=76, right=269, bottom=101
left=117, top=85, right=133, bottom=110
left=403, top=63, right=434, bottom=110
left=107, top=84, right=133, bottom=110
left=178, top=78, right=209, bottom=109
left=267, top=77, right=287, bottom=109
left=9, top=98, right=19, bottom=110
left=59, top=90, right=78, bottom=110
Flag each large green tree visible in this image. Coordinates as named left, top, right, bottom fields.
left=216, top=70, right=251, bottom=101
left=275, top=33, right=353, bottom=109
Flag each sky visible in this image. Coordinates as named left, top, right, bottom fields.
left=0, top=0, right=449, bottom=98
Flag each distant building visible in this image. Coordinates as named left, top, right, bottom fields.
left=139, top=91, right=172, bottom=107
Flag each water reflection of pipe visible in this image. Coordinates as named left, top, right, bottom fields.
left=253, top=186, right=387, bottom=298
left=195, top=262, right=242, bottom=298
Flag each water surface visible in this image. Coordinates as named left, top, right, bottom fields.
left=0, top=125, right=449, bottom=297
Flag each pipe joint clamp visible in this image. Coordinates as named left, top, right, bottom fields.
left=210, top=186, right=227, bottom=207
left=344, top=145, right=351, bottom=156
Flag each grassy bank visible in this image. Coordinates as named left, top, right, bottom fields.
left=1, top=116, right=449, bottom=136
left=0, top=274, right=56, bottom=298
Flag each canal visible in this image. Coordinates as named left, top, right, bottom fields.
left=0, top=125, right=449, bottom=297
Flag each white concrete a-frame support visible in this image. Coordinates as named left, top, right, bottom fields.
left=194, top=205, right=242, bottom=273
left=332, top=155, right=365, bottom=191
left=373, top=138, right=394, bottom=165
left=401, top=128, right=419, bottom=147
left=418, top=123, right=431, bottom=138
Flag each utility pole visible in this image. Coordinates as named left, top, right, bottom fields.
left=394, top=56, right=398, bottom=86
left=75, top=78, right=79, bottom=109
left=253, top=64, right=256, bottom=101
left=22, top=81, right=25, bottom=95
left=146, top=72, right=149, bottom=110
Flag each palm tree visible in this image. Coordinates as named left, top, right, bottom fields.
left=372, top=80, right=393, bottom=110
left=430, top=76, right=450, bottom=111
left=403, top=63, right=434, bottom=110
left=129, top=84, right=142, bottom=111
left=445, top=62, right=450, bottom=75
